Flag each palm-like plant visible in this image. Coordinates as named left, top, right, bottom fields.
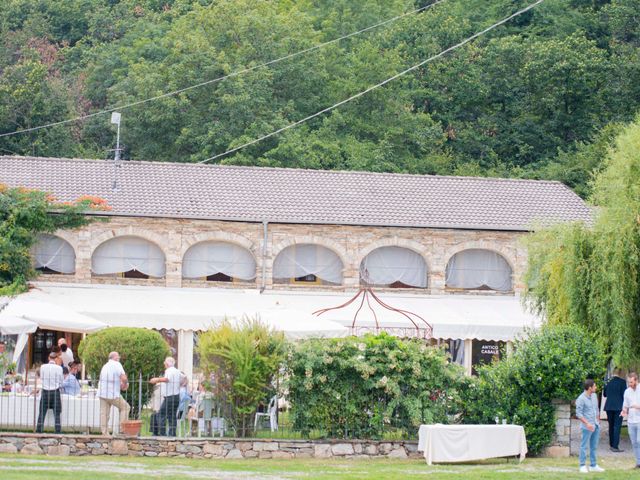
left=198, top=318, right=286, bottom=436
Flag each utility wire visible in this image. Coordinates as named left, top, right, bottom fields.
left=0, top=0, right=446, bottom=139
left=198, top=0, right=544, bottom=165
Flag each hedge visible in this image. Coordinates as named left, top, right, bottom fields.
left=287, top=333, right=464, bottom=439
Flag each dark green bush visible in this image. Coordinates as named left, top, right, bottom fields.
left=287, top=333, right=464, bottom=439
left=78, top=327, right=170, bottom=414
left=461, top=324, right=606, bottom=455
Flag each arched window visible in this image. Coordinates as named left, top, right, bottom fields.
left=31, top=234, right=76, bottom=275
left=445, top=249, right=512, bottom=292
left=273, top=244, right=343, bottom=285
left=182, top=241, right=256, bottom=282
left=360, top=246, right=427, bottom=288
left=92, top=236, right=166, bottom=279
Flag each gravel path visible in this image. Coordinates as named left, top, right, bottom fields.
left=570, top=418, right=635, bottom=459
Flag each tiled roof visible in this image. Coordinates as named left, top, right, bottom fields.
left=0, top=156, right=593, bottom=231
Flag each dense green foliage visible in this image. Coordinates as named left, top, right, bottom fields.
left=525, top=117, right=640, bottom=366
left=78, top=326, right=170, bottom=412
left=287, top=333, right=464, bottom=439
left=1, top=0, right=639, bottom=196
left=462, top=324, right=606, bottom=455
left=197, top=319, right=287, bottom=437
left=0, top=185, right=103, bottom=295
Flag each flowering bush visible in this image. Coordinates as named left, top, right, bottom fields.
left=0, top=184, right=107, bottom=294
left=287, top=333, right=464, bottom=439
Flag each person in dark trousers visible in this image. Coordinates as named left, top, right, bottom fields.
left=604, top=369, right=627, bottom=452
left=36, top=352, right=64, bottom=433
left=150, top=357, right=184, bottom=436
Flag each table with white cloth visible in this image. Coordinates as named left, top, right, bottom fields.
left=0, top=392, right=120, bottom=433
left=417, top=424, right=527, bottom=465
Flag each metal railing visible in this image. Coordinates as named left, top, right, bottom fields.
left=1, top=371, right=418, bottom=440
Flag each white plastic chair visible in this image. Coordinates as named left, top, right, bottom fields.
left=192, top=394, right=226, bottom=437
left=254, top=396, right=278, bottom=432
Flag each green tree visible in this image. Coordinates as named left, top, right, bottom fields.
left=525, top=117, right=640, bottom=366
left=1, top=0, right=640, bottom=196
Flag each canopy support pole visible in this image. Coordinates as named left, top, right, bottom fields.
left=464, top=339, right=473, bottom=376
left=81, top=333, right=86, bottom=380
left=178, top=330, right=194, bottom=379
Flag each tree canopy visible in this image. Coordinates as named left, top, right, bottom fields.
left=524, top=115, right=640, bottom=366
left=1, top=0, right=639, bottom=197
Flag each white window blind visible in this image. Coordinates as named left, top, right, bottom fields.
left=360, top=246, right=427, bottom=288
left=445, top=249, right=512, bottom=291
left=182, top=241, right=256, bottom=280
left=92, top=236, right=166, bottom=278
left=273, top=244, right=343, bottom=284
left=32, top=234, right=76, bottom=274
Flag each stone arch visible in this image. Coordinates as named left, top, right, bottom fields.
left=271, top=237, right=346, bottom=285
left=443, top=241, right=516, bottom=272
left=271, top=236, right=348, bottom=271
left=444, top=243, right=515, bottom=292
left=181, top=238, right=258, bottom=281
left=50, top=230, right=79, bottom=253
left=357, top=237, right=433, bottom=273
left=32, top=233, right=77, bottom=274
left=89, top=227, right=168, bottom=259
left=180, top=231, right=256, bottom=257
left=90, top=229, right=168, bottom=278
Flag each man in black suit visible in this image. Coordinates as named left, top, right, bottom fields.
left=604, top=370, right=627, bottom=452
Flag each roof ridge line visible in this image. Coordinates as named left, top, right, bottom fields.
left=0, top=155, right=566, bottom=185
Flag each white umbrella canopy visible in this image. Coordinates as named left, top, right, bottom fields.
left=1, top=296, right=107, bottom=334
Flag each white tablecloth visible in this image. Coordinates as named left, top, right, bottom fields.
left=0, top=393, right=120, bottom=433
left=418, top=424, right=527, bottom=465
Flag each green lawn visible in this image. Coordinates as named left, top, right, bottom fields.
left=0, top=455, right=639, bottom=479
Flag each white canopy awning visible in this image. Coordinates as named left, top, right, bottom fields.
left=1, top=295, right=107, bottom=334
left=0, top=314, right=38, bottom=336
left=24, top=283, right=540, bottom=342
left=242, top=308, right=349, bottom=340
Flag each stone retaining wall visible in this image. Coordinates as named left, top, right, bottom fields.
left=0, top=433, right=420, bottom=459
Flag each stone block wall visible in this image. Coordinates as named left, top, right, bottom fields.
left=545, top=400, right=571, bottom=457
left=42, top=215, right=528, bottom=294
left=0, top=433, right=420, bottom=460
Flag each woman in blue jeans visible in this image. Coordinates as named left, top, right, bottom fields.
left=575, top=379, right=605, bottom=473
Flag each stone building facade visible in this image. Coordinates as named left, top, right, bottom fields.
left=43, top=215, right=528, bottom=295
left=1, top=156, right=593, bottom=375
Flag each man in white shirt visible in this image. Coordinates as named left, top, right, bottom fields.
left=97, top=351, right=131, bottom=435
left=622, top=372, right=640, bottom=469
left=36, top=352, right=64, bottom=433
left=58, top=338, right=74, bottom=367
left=150, top=357, right=184, bottom=436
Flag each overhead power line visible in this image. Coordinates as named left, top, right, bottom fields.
left=198, top=0, right=544, bottom=165
left=0, top=0, right=446, bottom=139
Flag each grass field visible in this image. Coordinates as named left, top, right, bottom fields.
left=0, top=454, right=639, bottom=479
